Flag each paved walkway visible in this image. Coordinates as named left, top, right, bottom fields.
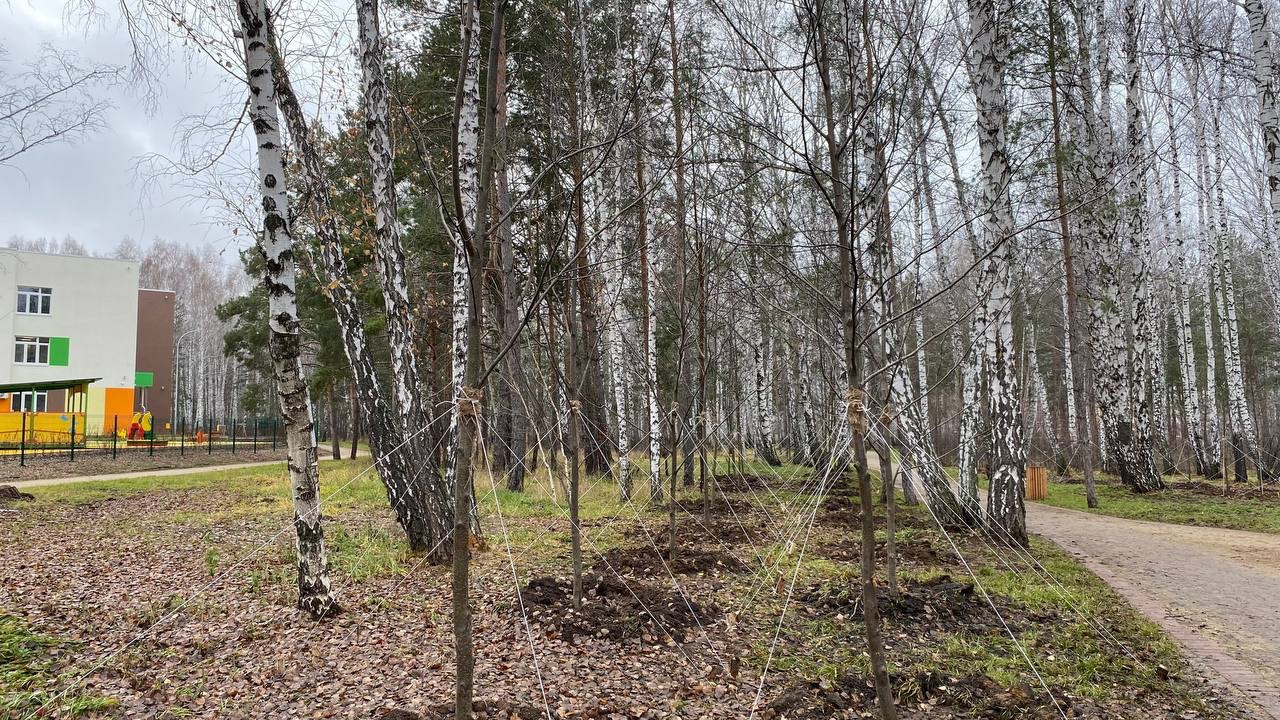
left=4, top=460, right=285, bottom=489
left=1029, top=502, right=1280, bottom=718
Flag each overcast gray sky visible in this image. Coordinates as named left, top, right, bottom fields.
left=1, top=0, right=242, bottom=255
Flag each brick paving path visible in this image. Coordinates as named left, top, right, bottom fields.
left=1029, top=502, right=1280, bottom=719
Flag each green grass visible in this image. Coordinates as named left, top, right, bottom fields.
left=0, top=614, right=116, bottom=717
left=744, top=501, right=1224, bottom=715
left=1037, top=477, right=1280, bottom=534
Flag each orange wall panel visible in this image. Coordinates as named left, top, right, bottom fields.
left=103, top=387, right=135, bottom=426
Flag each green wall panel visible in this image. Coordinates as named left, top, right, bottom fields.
left=48, top=337, right=69, bottom=367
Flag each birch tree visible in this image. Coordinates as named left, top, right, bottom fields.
left=236, top=0, right=335, bottom=618
left=968, top=0, right=1027, bottom=541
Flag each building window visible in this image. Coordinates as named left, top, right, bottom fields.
left=13, top=391, right=47, bottom=412
left=14, top=336, right=49, bottom=365
left=16, top=287, right=52, bottom=315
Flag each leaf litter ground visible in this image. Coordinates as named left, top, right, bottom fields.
left=0, top=461, right=1267, bottom=719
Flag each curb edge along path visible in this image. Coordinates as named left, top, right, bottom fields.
left=1028, top=502, right=1280, bottom=719
left=5, top=460, right=286, bottom=489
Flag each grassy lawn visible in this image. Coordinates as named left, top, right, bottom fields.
left=0, top=615, right=116, bottom=717
left=1036, top=476, right=1280, bottom=534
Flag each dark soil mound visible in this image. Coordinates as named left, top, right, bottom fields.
left=813, top=536, right=945, bottom=567
left=0, top=485, right=34, bottom=502
left=1166, top=481, right=1280, bottom=503
left=625, top=518, right=763, bottom=547
left=800, top=575, right=1050, bottom=636
left=598, top=544, right=747, bottom=576
left=716, top=474, right=778, bottom=492
left=764, top=671, right=1073, bottom=719
left=521, top=573, right=720, bottom=642
left=662, top=496, right=742, bottom=517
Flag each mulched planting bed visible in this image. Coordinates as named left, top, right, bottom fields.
left=662, top=495, right=747, bottom=517
left=597, top=544, right=747, bottom=576
left=715, top=473, right=800, bottom=493
left=626, top=517, right=765, bottom=546
left=521, top=572, right=721, bottom=642
left=763, top=670, right=1084, bottom=719
left=1163, top=481, right=1280, bottom=503
left=799, top=574, right=1052, bottom=636
left=812, top=535, right=946, bottom=567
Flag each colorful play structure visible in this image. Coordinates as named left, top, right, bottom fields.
left=0, top=378, right=94, bottom=446
left=0, top=378, right=159, bottom=447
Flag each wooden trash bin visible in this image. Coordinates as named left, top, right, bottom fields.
left=1026, top=465, right=1048, bottom=501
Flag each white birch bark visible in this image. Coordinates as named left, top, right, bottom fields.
left=1189, top=60, right=1223, bottom=465
left=860, top=95, right=944, bottom=512
left=640, top=158, right=661, bottom=500
left=355, top=0, right=431, bottom=440
left=1245, top=0, right=1280, bottom=316
left=798, top=329, right=821, bottom=467
left=1163, top=90, right=1214, bottom=476
left=1115, top=0, right=1161, bottom=491
left=445, top=0, right=482, bottom=497
left=1060, top=275, right=1078, bottom=446
left=969, top=0, right=1027, bottom=539
left=237, top=0, right=335, bottom=617
left=911, top=173, right=930, bottom=438
left=1211, top=106, right=1263, bottom=477
left=956, top=320, right=981, bottom=516
left=752, top=314, right=781, bottom=466
left=605, top=204, right=631, bottom=497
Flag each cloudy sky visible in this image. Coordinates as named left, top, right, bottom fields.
left=1, top=0, right=250, bottom=255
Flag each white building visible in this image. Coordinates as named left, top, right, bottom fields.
left=0, top=250, right=140, bottom=420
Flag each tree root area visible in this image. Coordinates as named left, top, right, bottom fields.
left=763, top=670, right=1082, bottom=719
left=520, top=572, right=721, bottom=642
left=597, top=543, right=747, bottom=576
left=799, top=575, right=1057, bottom=637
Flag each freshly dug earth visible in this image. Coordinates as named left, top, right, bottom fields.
left=763, top=670, right=1084, bottom=719
left=812, top=535, right=945, bottom=568
left=521, top=573, right=720, bottom=642
left=799, top=574, right=1055, bottom=636
left=625, top=517, right=764, bottom=547
left=0, top=485, right=35, bottom=502
left=598, top=544, right=747, bottom=576
left=1163, top=480, right=1280, bottom=504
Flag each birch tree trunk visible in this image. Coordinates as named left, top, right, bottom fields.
left=237, top=0, right=336, bottom=618
left=1111, top=0, right=1162, bottom=492
left=269, top=37, right=449, bottom=557
left=862, top=89, right=953, bottom=518
left=1189, top=58, right=1224, bottom=470
left=969, top=0, right=1027, bottom=542
left=1158, top=90, right=1213, bottom=477
left=752, top=315, right=782, bottom=466
left=354, top=0, right=432, bottom=447
left=1210, top=100, right=1265, bottom=480
left=638, top=154, right=662, bottom=500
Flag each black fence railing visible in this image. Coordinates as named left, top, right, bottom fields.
left=0, top=413, right=305, bottom=467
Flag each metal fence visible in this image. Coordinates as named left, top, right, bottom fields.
left=0, top=413, right=291, bottom=466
